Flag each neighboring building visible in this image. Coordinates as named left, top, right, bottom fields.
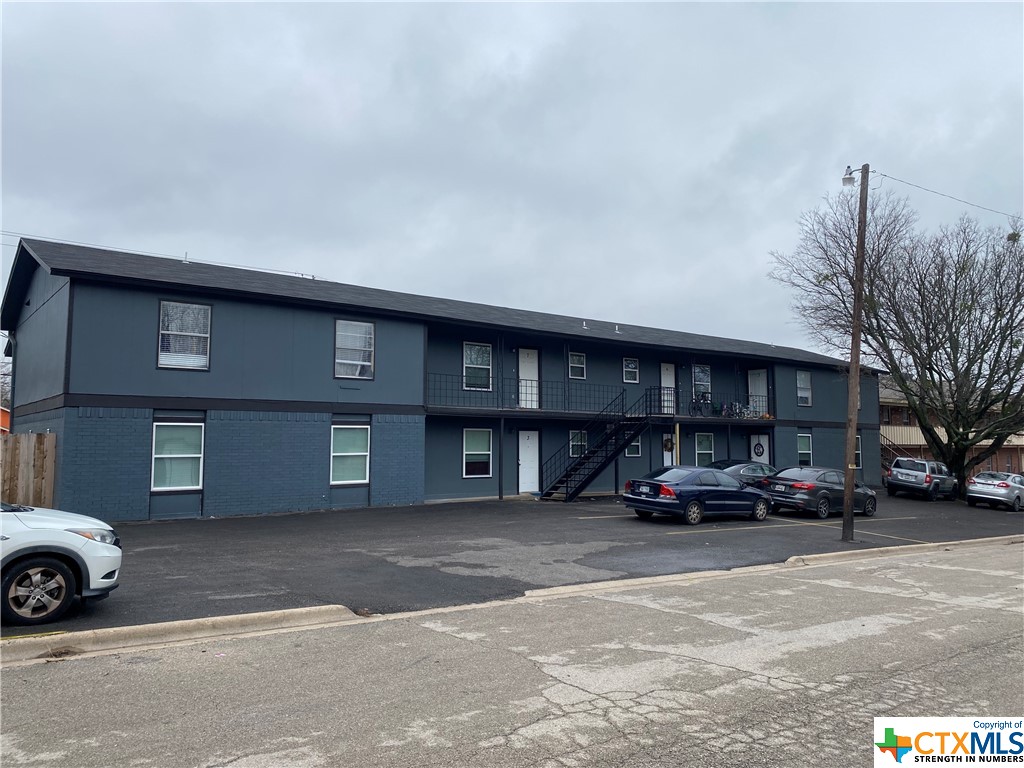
left=0, top=406, right=9, bottom=434
left=0, top=238, right=881, bottom=522
left=879, top=376, right=1023, bottom=473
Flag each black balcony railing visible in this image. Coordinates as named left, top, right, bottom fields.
left=426, top=374, right=630, bottom=414
left=425, top=375, right=775, bottom=420
left=678, top=390, right=775, bottom=420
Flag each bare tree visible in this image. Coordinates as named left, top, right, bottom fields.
left=0, top=356, right=10, bottom=411
left=771, top=191, right=1024, bottom=491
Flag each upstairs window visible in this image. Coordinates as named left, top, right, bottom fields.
left=335, top=320, right=374, bottom=379
left=797, top=371, right=812, bottom=406
left=692, top=364, right=711, bottom=398
left=463, top=343, right=492, bottom=391
left=623, top=358, right=639, bottom=384
left=159, top=301, right=211, bottom=369
left=568, top=352, right=587, bottom=380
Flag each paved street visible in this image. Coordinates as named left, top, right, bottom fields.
left=3, top=493, right=1022, bottom=637
left=2, top=539, right=1021, bottom=768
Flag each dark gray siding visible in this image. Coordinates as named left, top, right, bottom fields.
left=10, top=270, right=69, bottom=407
left=68, top=284, right=425, bottom=405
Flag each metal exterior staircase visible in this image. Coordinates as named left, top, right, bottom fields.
left=880, top=432, right=902, bottom=475
left=540, top=388, right=657, bottom=502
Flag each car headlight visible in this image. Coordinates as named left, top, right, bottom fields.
left=68, top=528, right=118, bottom=545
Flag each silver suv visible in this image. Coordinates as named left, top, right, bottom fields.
left=886, top=458, right=958, bottom=501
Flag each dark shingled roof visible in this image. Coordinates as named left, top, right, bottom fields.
left=4, top=238, right=852, bottom=369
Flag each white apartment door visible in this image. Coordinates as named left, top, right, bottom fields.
left=662, top=433, right=675, bottom=466
left=518, top=430, right=540, bottom=493
left=660, top=363, right=676, bottom=415
left=750, top=434, right=771, bottom=465
left=748, top=369, right=768, bottom=416
left=519, top=348, right=539, bottom=409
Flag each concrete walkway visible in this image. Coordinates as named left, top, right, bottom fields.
left=2, top=537, right=1022, bottom=767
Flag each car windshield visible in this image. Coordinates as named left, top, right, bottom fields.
left=640, top=468, right=696, bottom=483
left=895, top=459, right=927, bottom=472
left=776, top=468, right=821, bottom=481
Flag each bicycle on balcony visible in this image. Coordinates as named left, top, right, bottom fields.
left=688, top=391, right=712, bottom=417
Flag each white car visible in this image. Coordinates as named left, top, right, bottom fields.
left=1, top=501, right=122, bottom=625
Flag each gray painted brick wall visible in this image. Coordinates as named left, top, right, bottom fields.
left=370, top=414, right=425, bottom=506
left=203, top=410, right=331, bottom=517
left=62, top=407, right=153, bottom=522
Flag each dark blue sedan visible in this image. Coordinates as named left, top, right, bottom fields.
left=623, top=466, right=773, bottom=525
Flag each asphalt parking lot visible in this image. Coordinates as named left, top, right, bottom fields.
left=3, top=493, right=1022, bottom=638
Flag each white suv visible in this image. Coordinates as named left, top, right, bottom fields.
left=1, top=501, right=122, bottom=625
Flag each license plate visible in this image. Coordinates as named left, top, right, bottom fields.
left=772, top=484, right=785, bottom=492
left=899, top=473, right=913, bottom=480
left=638, top=485, right=651, bottom=494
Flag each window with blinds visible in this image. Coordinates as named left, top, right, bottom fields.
left=159, top=301, right=211, bottom=369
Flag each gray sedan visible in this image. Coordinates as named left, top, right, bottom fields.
left=966, top=472, right=1024, bottom=511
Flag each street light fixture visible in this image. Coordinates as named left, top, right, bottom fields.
left=841, top=163, right=869, bottom=543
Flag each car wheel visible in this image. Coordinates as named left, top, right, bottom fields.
left=886, top=486, right=896, bottom=497
left=634, top=509, right=654, bottom=520
left=750, top=498, right=769, bottom=522
left=1, top=557, right=77, bottom=626
left=967, top=498, right=977, bottom=507
left=815, top=496, right=830, bottom=519
left=927, top=486, right=938, bottom=502
left=1014, top=497, right=1021, bottom=513
left=684, top=500, right=703, bottom=525
left=862, top=497, right=877, bottom=517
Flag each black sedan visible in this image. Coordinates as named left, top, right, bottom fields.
left=706, top=459, right=778, bottom=486
left=623, top=466, right=773, bottom=525
left=761, top=466, right=877, bottom=519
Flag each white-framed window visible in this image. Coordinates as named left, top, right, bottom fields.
left=335, top=320, right=374, bottom=379
left=463, top=429, right=492, bottom=477
left=331, top=425, right=370, bottom=484
left=693, top=364, right=711, bottom=398
left=623, top=358, right=639, bottom=384
left=695, top=433, right=714, bottom=467
left=159, top=301, right=211, bottom=369
left=624, top=436, right=641, bottom=458
left=568, top=352, right=586, bottom=380
left=152, top=423, right=204, bottom=490
left=855, top=435, right=862, bottom=470
left=797, top=433, right=813, bottom=466
left=797, top=371, right=812, bottom=406
left=570, top=430, right=587, bottom=458
left=463, top=343, right=492, bottom=391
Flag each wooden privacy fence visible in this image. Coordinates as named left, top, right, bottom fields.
left=1, top=433, right=56, bottom=507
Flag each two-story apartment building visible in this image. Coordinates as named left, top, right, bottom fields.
left=1, top=238, right=881, bottom=522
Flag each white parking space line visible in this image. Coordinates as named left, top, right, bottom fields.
left=576, top=514, right=637, bottom=520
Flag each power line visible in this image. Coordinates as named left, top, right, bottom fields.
left=873, top=172, right=1018, bottom=218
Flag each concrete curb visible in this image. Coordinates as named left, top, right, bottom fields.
left=3, top=536, right=1021, bottom=665
left=782, top=534, right=1024, bottom=567
left=1, top=605, right=357, bottom=665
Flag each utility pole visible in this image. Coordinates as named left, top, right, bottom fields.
left=842, top=163, right=869, bottom=542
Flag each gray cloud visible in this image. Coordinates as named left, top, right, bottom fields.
left=3, top=2, right=1021, bottom=351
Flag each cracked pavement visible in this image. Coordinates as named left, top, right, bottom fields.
left=2, top=541, right=1022, bottom=767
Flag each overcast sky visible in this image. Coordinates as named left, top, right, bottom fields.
left=2, top=2, right=1021, bottom=355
